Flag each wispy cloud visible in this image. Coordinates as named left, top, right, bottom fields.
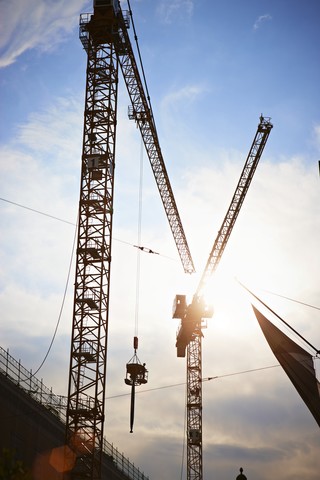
left=0, top=0, right=88, bottom=68
left=1, top=3, right=320, bottom=478
left=162, top=83, right=206, bottom=108
left=253, top=14, right=272, bottom=31
left=159, top=83, right=208, bottom=143
left=156, top=0, right=194, bottom=25
left=1, top=95, right=320, bottom=478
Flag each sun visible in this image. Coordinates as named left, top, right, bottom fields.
left=198, top=259, right=257, bottom=337
left=203, top=269, right=244, bottom=310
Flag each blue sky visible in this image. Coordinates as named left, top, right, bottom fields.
left=0, top=1, right=320, bottom=479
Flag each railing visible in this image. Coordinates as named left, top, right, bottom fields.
left=0, top=346, right=67, bottom=418
left=0, top=346, right=149, bottom=480
left=103, top=439, right=149, bottom=480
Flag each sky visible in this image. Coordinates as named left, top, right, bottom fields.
left=0, top=0, right=320, bottom=479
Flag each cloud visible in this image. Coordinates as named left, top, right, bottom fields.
left=0, top=0, right=88, bottom=68
left=0, top=95, right=83, bottom=205
left=1, top=3, right=319, bottom=477
left=160, top=83, right=207, bottom=138
left=156, top=0, right=194, bottom=25
left=253, top=14, right=272, bottom=31
left=0, top=95, right=83, bottom=361
left=162, top=83, right=206, bottom=106
left=209, top=442, right=286, bottom=463
left=16, top=97, right=83, bottom=163
left=1, top=72, right=320, bottom=480
left=103, top=145, right=320, bottom=479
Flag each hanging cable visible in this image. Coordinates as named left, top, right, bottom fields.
left=25, top=218, right=78, bottom=380
left=1, top=364, right=281, bottom=423
left=0, top=196, right=74, bottom=225
left=238, top=280, right=319, bottom=354
left=126, top=0, right=158, bottom=132
left=262, top=288, right=320, bottom=311
left=110, top=364, right=281, bottom=399
left=126, top=0, right=152, bottom=110
left=0, top=196, right=175, bottom=261
left=124, top=137, right=148, bottom=433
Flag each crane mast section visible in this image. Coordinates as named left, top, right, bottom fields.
left=187, top=332, right=203, bottom=480
left=195, top=116, right=273, bottom=296
left=65, top=8, right=119, bottom=479
left=114, top=8, right=195, bottom=274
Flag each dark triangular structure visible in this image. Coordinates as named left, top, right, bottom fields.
left=252, top=305, right=320, bottom=427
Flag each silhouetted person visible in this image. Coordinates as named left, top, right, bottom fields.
left=236, top=467, right=247, bottom=480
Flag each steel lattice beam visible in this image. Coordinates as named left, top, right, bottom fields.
left=195, top=116, right=273, bottom=295
left=114, top=8, right=195, bottom=275
left=65, top=11, right=118, bottom=479
left=176, top=116, right=273, bottom=357
left=174, top=116, right=273, bottom=480
left=187, top=329, right=203, bottom=480
left=66, top=2, right=195, bottom=478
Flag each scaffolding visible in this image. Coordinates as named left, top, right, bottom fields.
left=0, top=345, right=149, bottom=480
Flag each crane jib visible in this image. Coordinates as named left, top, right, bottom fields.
left=115, top=7, right=195, bottom=274
left=196, top=115, right=273, bottom=296
left=172, top=114, right=273, bottom=480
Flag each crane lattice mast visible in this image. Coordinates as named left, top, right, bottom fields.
left=65, top=1, right=194, bottom=479
left=173, top=115, right=273, bottom=480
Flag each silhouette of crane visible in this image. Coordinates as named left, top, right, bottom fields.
left=173, top=115, right=273, bottom=480
left=65, top=1, right=194, bottom=478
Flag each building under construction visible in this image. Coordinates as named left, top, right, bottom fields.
left=0, top=346, right=149, bottom=480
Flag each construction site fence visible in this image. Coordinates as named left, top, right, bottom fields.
left=0, top=346, right=149, bottom=480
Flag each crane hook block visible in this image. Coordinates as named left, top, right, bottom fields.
left=124, top=348, right=148, bottom=434
left=124, top=356, right=148, bottom=386
left=124, top=338, right=148, bottom=387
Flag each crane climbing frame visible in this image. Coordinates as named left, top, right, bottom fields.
left=173, top=115, right=273, bottom=480
left=65, top=1, right=194, bottom=479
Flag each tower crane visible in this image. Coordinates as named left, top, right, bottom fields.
left=173, top=115, right=273, bottom=480
left=65, top=1, right=194, bottom=479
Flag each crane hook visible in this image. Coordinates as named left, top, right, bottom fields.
left=124, top=337, right=148, bottom=433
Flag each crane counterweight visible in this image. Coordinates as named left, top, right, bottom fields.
left=173, top=295, right=213, bottom=358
